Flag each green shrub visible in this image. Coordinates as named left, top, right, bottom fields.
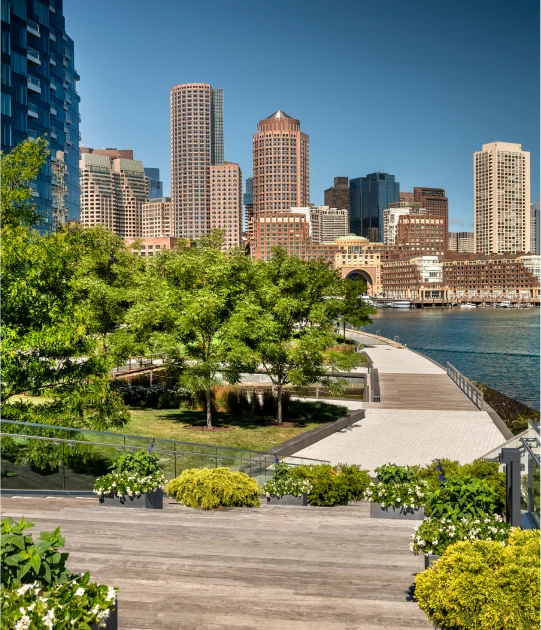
left=111, top=380, right=192, bottom=408
left=290, top=463, right=370, bottom=506
left=335, top=463, right=371, bottom=502
left=111, top=449, right=159, bottom=476
left=425, top=475, right=497, bottom=520
left=415, top=458, right=462, bottom=491
left=164, top=467, right=262, bottom=509
left=375, top=463, right=418, bottom=484
left=415, top=529, right=540, bottom=629
left=460, top=459, right=506, bottom=514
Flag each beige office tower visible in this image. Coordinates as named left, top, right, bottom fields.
left=314, top=206, right=349, bottom=243
left=474, top=142, right=530, bottom=254
left=142, top=197, right=172, bottom=238
left=210, top=162, right=242, bottom=250
left=252, top=110, right=309, bottom=213
left=170, top=83, right=224, bottom=240
left=79, top=148, right=147, bottom=237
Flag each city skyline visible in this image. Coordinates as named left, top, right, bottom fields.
left=64, top=0, right=539, bottom=231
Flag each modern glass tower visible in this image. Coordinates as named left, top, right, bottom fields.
left=144, top=167, right=163, bottom=199
left=1, top=0, right=81, bottom=231
left=349, top=172, right=400, bottom=241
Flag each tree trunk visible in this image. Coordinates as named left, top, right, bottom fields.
left=205, top=387, right=213, bottom=429
left=276, top=384, right=283, bottom=424
left=343, top=320, right=346, bottom=342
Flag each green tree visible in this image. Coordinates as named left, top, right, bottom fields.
left=336, top=278, right=376, bottom=341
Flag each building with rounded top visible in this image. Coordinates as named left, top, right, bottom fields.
left=334, top=234, right=384, bottom=294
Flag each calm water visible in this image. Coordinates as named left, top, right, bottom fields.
left=361, top=307, right=540, bottom=410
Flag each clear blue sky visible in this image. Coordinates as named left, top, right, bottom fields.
left=65, top=0, right=539, bottom=230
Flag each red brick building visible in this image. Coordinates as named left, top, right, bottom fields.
left=396, top=214, right=446, bottom=257
left=413, top=187, right=449, bottom=250
left=124, top=236, right=178, bottom=257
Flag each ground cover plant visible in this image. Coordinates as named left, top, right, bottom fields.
left=365, top=464, right=429, bottom=510
left=289, top=463, right=371, bottom=506
left=164, top=467, right=262, bottom=509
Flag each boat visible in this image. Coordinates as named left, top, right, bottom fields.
left=460, top=303, right=476, bottom=308
left=391, top=300, right=412, bottom=309
left=495, top=300, right=512, bottom=308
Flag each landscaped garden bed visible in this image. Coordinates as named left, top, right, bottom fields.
left=366, top=464, right=429, bottom=519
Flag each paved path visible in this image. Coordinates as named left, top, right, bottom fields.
left=3, top=497, right=430, bottom=630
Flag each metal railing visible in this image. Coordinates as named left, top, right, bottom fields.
left=446, top=362, right=484, bottom=409
left=27, top=75, right=41, bottom=88
left=27, top=47, right=40, bottom=61
left=27, top=19, right=40, bottom=33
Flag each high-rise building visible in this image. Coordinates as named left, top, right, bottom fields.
left=252, top=110, right=309, bottom=213
left=530, top=199, right=540, bottom=254
left=79, top=148, right=147, bottom=237
left=396, top=215, right=446, bottom=258
left=474, top=142, right=530, bottom=255
left=144, top=167, right=163, bottom=199
left=413, top=187, right=449, bottom=250
left=448, top=231, right=475, bottom=253
left=1, top=0, right=81, bottom=231
left=170, top=82, right=224, bottom=240
left=313, top=206, right=349, bottom=243
left=383, top=206, right=427, bottom=245
left=243, top=176, right=253, bottom=233
left=349, top=172, right=400, bottom=241
left=400, top=192, right=414, bottom=203
left=210, top=162, right=242, bottom=250
left=324, top=177, right=350, bottom=213
left=142, top=197, right=172, bottom=238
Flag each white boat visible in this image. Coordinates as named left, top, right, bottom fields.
left=391, top=300, right=412, bottom=309
left=460, top=303, right=476, bottom=308
left=360, top=295, right=375, bottom=307
left=496, top=300, right=512, bottom=308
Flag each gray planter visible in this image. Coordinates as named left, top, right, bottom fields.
left=424, top=554, right=441, bottom=569
left=267, top=493, right=308, bottom=506
left=90, top=601, right=117, bottom=630
left=99, top=489, right=163, bottom=509
left=370, top=502, right=424, bottom=520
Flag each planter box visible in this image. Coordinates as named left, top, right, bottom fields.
left=424, top=554, right=440, bottom=569
left=267, top=493, right=308, bottom=506
left=370, top=502, right=424, bottom=520
left=91, top=602, right=117, bottom=630
left=99, top=489, right=163, bottom=509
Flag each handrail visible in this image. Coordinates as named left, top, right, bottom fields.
left=520, top=437, right=541, bottom=467
left=446, top=362, right=484, bottom=410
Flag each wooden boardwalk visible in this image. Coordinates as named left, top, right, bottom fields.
left=3, top=497, right=430, bottom=630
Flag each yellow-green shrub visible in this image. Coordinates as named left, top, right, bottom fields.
left=415, top=529, right=540, bottom=629
left=164, top=467, right=262, bottom=510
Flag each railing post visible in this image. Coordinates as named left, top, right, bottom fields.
left=500, top=448, right=522, bottom=526
left=527, top=452, right=534, bottom=513
left=62, top=442, right=66, bottom=491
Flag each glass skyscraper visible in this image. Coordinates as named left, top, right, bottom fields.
left=144, top=167, right=163, bottom=199
left=1, top=0, right=80, bottom=231
left=350, top=172, right=400, bottom=241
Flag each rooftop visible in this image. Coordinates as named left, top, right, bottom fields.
left=265, top=109, right=293, bottom=119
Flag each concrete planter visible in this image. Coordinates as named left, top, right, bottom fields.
left=90, top=602, right=117, bottom=629
left=424, top=554, right=441, bottom=569
left=370, top=502, right=424, bottom=520
left=99, top=489, right=163, bottom=509
left=267, top=493, right=308, bottom=506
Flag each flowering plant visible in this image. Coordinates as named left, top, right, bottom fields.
left=264, top=476, right=312, bottom=498
left=365, top=479, right=429, bottom=509
left=93, top=470, right=165, bottom=498
left=1, top=573, right=117, bottom=630
left=410, top=514, right=513, bottom=556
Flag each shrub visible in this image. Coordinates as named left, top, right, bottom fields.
left=93, top=470, right=165, bottom=499
left=111, top=380, right=192, bottom=408
left=365, top=479, right=429, bottom=509
left=415, top=458, right=462, bottom=491
left=335, top=464, right=371, bottom=502
left=164, top=467, right=262, bottom=509
left=410, top=514, right=512, bottom=556
left=111, top=449, right=160, bottom=476
left=289, top=463, right=371, bottom=506
left=425, top=475, right=497, bottom=520
left=415, top=529, right=540, bottom=629
left=375, top=463, right=418, bottom=484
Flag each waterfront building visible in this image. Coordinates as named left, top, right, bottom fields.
left=324, top=177, right=350, bottom=213
left=474, top=142, right=530, bottom=255
left=210, top=162, right=242, bottom=250
left=170, top=83, right=224, bottom=240
left=142, top=197, right=172, bottom=238
left=413, top=187, right=449, bottom=250
left=349, top=172, right=400, bottom=242
left=334, top=235, right=384, bottom=294
left=519, top=254, right=541, bottom=283
left=79, top=148, right=147, bottom=237
left=1, top=0, right=81, bottom=230
left=144, top=167, right=163, bottom=199
left=381, top=256, right=446, bottom=300
left=125, top=236, right=178, bottom=257
left=383, top=205, right=427, bottom=245
left=395, top=214, right=446, bottom=257
left=243, top=176, right=253, bottom=233
left=448, top=231, right=475, bottom=253
left=531, top=199, right=540, bottom=254
left=252, top=110, right=309, bottom=213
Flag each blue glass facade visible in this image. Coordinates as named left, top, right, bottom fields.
left=144, top=167, right=163, bottom=199
left=1, top=0, right=80, bottom=231
left=349, top=172, right=400, bottom=241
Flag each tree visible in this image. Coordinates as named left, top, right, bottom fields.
left=336, top=278, right=377, bottom=341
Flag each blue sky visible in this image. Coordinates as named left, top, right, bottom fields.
left=65, top=0, right=539, bottom=230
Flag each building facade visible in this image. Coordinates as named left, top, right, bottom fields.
left=349, top=172, right=400, bottom=241
left=170, top=82, right=224, bottom=240
left=448, top=231, right=475, bottom=253
left=381, top=256, right=446, bottom=300
left=144, top=167, right=163, bottom=199
left=334, top=235, right=384, bottom=294
left=210, top=162, right=242, bottom=250
left=383, top=206, right=427, bottom=245
left=243, top=175, right=253, bottom=233
left=142, top=197, right=172, bottom=238
left=1, top=0, right=80, bottom=230
left=79, top=148, right=147, bottom=237
left=324, top=176, right=350, bottom=213
left=531, top=199, right=540, bottom=255
left=252, top=110, right=309, bottom=214
left=125, top=236, right=178, bottom=257
left=474, top=142, right=530, bottom=255
left=413, top=187, right=449, bottom=250
left=395, top=214, right=446, bottom=257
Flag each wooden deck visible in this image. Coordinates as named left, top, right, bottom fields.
left=2, top=497, right=430, bottom=630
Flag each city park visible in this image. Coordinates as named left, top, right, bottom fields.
left=1, top=138, right=539, bottom=629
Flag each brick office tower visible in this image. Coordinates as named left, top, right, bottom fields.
left=413, top=187, right=449, bottom=250
left=252, top=110, right=309, bottom=214
left=79, top=148, right=147, bottom=237
left=210, top=162, right=242, bottom=250
left=142, top=197, right=172, bottom=238
left=324, top=177, right=350, bottom=213
left=170, top=83, right=224, bottom=239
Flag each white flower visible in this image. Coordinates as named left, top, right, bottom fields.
left=16, top=584, right=34, bottom=596
left=432, top=540, right=438, bottom=545
left=15, top=615, right=31, bottom=630
left=396, top=498, right=401, bottom=502
left=75, top=587, right=85, bottom=597
left=106, top=587, right=116, bottom=601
